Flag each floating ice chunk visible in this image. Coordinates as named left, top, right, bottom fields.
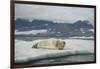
left=15, top=38, right=94, bottom=63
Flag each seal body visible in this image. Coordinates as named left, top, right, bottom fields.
left=32, top=39, right=65, bottom=50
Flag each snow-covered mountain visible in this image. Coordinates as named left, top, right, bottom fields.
left=15, top=19, right=94, bottom=37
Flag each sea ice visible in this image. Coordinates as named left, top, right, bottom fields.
left=15, top=38, right=94, bottom=63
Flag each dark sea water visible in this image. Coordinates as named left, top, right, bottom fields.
left=32, top=54, right=94, bottom=64
left=15, top=54, right=94, bottom=65
left=15, top=36, right=94, bottom=65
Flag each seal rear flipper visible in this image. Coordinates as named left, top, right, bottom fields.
left=32, top=43, right=38, bottom=48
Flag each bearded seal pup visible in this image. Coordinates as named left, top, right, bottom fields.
left=32, top=39, right=65, bottom=50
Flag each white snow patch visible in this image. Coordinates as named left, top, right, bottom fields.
left=69, top=36, right=94, bottom=39
left=15, top=29, right=47, bottom=35
left=89, top=29, right=94, bottom=32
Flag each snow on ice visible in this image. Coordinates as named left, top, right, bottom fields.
left=15, top=38, right=94, bottom=63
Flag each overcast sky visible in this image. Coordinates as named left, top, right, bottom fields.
left=15, top=4, right=94, bottom=24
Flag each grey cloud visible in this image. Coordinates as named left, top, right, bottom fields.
left=15, top=4, right=94, bottom=24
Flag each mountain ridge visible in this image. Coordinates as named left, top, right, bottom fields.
left=15, top=18, right=93, bottom=37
